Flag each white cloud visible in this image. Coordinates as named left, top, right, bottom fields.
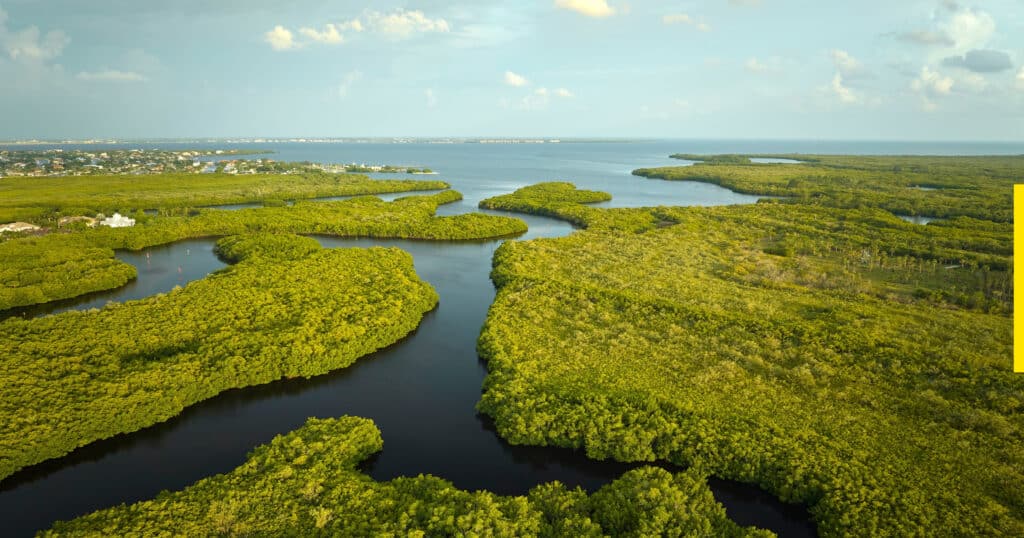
left=911, top=66, right=954, bottom=96
left=555, top=87, right=574, bottom=98
left=942, top=7, right=995, bottom=52
left=662, top=13, right=711, bottom=32
left=504, top=70, right=529, bottom=87
left=728, top=0, right=761, bottom=6
left=1016, top=67, right=1024, bottom=91
left=267, top=10, right=442, bottom=50
left=830, top=73, right=859, bottom=104
left=535, top=87, right=549, bottom=96
left=0, top=10, right=70, bottom=93
left=911, top=66, right=954, bottom=111
left=1, top=12, right=69, bottom=62
left=76, top=69, right=148, bottom=82
left=366, top=9, right=449, bottom=38
left=337, top=70, right=362, bottom=98
left=299, top=24, right=344, bottom=44
left=340, top=20, right=364, bottom=33
left=830, top=49, right=863, bottom=77
left=555, top=0, right=615, bottom=18
left=425, top=88, right=437, bottom=108
left=265, top=25, right=298, bottom=51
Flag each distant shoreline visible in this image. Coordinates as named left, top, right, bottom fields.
left=0, top=138, right=643, bottom=146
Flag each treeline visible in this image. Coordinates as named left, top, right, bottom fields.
left=634, top=154, right=1019, bottom=222
left=476, top=176, right=1020, bottom=535
left=671, top=154, right=755, bottom=164
left=0, top=234, right=439, bottom=480
left=0, top=191, right=527, bottom=311
left=0, top=170, right=449, bottom=224
left=44, top=416, right=771, bottom=537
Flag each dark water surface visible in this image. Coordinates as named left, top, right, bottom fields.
left=2, top=239, right=225, bottom=320
left=0, top=142, right=824, bottom=536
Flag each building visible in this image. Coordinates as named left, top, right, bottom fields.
left=99, top=213, right=136, bottom=228
left=0, top=222, right=42, bottom=233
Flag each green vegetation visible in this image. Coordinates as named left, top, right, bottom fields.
left=477, top=175, right=1019, bottom=536
left=671, top=154, right=756, bottom=164
left=0, top=234, right=136, bottom=311
left=0, top=191, right=526, bottom=311
left=45, top=416, right=770, bottom=537
left=0, top=170, right=448, bottom=224
left=635, top=154, right=1021, bottom=222
left=0, top=234, right=439, bottom=480
left=480, top=181, right=611, bottom=227
left=213, top=232, right=322, bottom=263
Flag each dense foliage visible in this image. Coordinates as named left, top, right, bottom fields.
left=0, top=191, right=526, bottom=311
left=0, top=234, right=439, bottom=480
left=0, top=170, right=448, bottom=223
left=634, top=154, right=1021, bottom=222
left=0, top=234, right=136, bottom=311
left=213, top=232, right=322, bottom=263
left=480, top=181, right=611, bottom=224
left=45, top=416, right=770, bottom=537
left=477, top=176, right=1019, bottom=536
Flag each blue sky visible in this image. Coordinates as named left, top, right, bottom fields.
left=0, top=0, right=1022, bottom=140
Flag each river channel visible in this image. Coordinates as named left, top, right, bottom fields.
left=1, top=192, right=815, bottom=536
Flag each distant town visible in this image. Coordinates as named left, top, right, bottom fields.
left=0, top=148, right=436, bottom=178
left=0, top=137, right=598, bottom=146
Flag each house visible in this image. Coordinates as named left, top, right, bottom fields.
left=0, top=222, right=42, bottom=233
left=99, top=213, right=136, bottom=228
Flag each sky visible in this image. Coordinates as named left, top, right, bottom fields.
left=0, top=0, right=1022, bottom=140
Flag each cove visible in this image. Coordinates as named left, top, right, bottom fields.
left=0, top=214, right=815, bottom=538
left=0, top=238, right=226, bottom=321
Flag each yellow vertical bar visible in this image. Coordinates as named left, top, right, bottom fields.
left=1016, top=185, right=1023, bottom=372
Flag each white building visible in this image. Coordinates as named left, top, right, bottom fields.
left=100, top=213, right=136, bottom=228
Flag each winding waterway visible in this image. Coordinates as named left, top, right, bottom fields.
left=0, top=144, right=818, bottom=536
